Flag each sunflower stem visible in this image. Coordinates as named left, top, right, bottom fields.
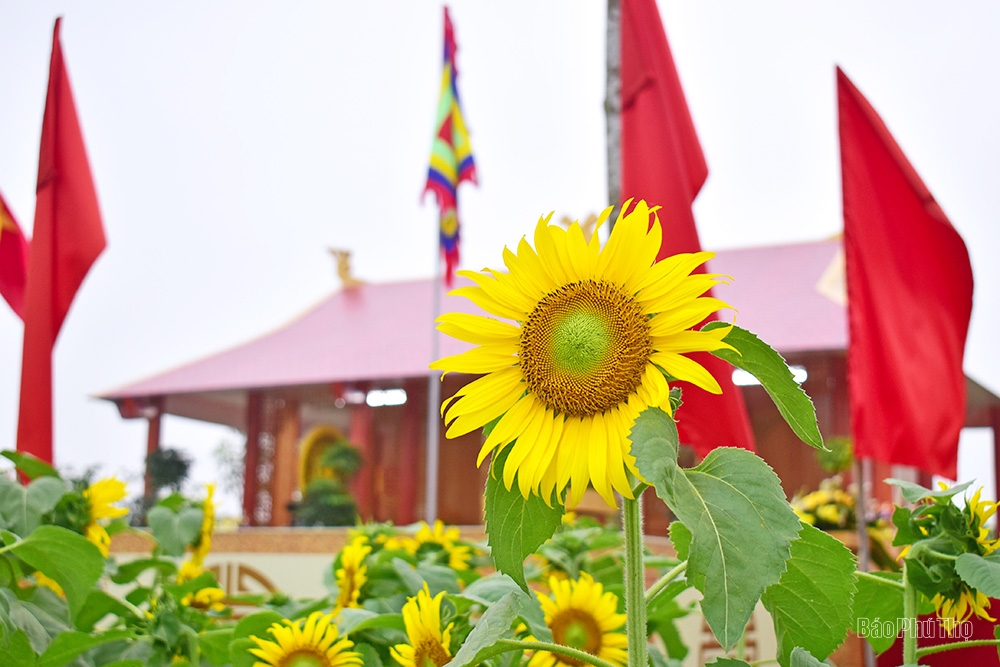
left=902, top=560, right=918, bottom=665
left=644, top=559, right=687, bottom=606
left=917, top=639, right=1000, bottom=658
left=623, top=494, right=647, bottom=667
left=495, top=639, right=619, bottom=667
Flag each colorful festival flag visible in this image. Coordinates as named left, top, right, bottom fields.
left=17, top=18, right=107, bottom=464
left=424, top=6, right=476, bottom=286
left=0, top=191, right=30, bottom=319
left=619, top=0, right=755, bottom=457
left=839, top=67, right=973, bottom=478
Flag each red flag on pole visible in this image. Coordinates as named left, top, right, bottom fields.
left=839, top=67, right=972, bottom=478
left=619, top=0, right=755, bottom=456
left=0, top=192, right=30, bottom=319
left=17, top=18, right=107, bottom=463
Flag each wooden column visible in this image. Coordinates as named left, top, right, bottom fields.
left=243, top=392, right=262, bottom=526
left=142, top=397, right=163, bottom=504
left=350, top=400, right=375, bottom=521
left=397, top=379, right=423, bottom=525
left=270, top=398, right=300, bottom=527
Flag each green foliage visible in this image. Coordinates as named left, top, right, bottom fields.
left=146, top=505, right=203, bottom=557
left=706, top=322, right=824, bottom=450
left=484, top=446, right=563, bottom=591
left=761, top=523, right=857, bottom=666
left=145, top=448, right=192, bottom=495
left=851, top=571, right=904, bottom=654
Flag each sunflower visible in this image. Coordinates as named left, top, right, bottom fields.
left=82, top=477, right=129, bottom=556
left=249, top=611, right=362, bottom=667
left=179, top=483, right=217, bottom=581
left=182, top=586, right=227, bottom=613
left=413, top=520, right=473, bottom=571
left=390, top=584, right=454, bottom=667
left=528, top=572, right=627, bottom=667
left=431, top=201, right=733, bottom=507
left=334, top=536, right=371, bottom=613
left=932, top=586, right=995, bottom=634
left=965, top=486, right=1000, bottom=555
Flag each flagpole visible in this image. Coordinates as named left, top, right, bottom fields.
left=425, top=251, right=443, bottom=523
left=605, top=0, right=621, bottom=230
left=853, top=456, right=876, bottom=667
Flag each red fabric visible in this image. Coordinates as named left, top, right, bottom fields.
left=17, top=18, right=106, bottom=464
left=0, top=191, right=30, bottom=319
left=620, top=0, right=754, bottom=456
left=839, top=67, right=972, bottom=478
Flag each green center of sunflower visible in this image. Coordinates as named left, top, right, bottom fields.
left=550, top=609, right=603, bottom=664
left=519, top=280, right=651, bottom=417
left=283, top=651, right=331, bottom=667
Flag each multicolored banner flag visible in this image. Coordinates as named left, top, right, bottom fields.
left=0, top=191, right=30, bottom=319
left=425, top=6, right=476, bottom=286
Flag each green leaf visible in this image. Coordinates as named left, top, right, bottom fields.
left=74, top=590, right=140, bottom=632
left=342, top=612, right=405, bottom=636
left=630, top=407, right=680, bottom=493
left=851, top=571, right=904, bottom=654
left=449, top=591, right=524, bottom=667
left=706, top=659, right=751, bottom=667
left=354, top=643, right=383, bottom=667
left=37, top=630, right=132, bottom=667
left=789, top=647, right=826, bottom=667
left=887, top=478, right=974, bottom=504
left=668, top=521, right=691, bottom=562
left=110, top=557, right=177, bottom=585
left=667, top=448, right=800, bottom=650
left=4, top=526, right=104, bottom=621
left=0, top=629, right=36, bottom=667
left=460, top=573, right=521, bottom=604
left=232, top=610, right=285, bottom=640
left=1, top=452, right=59, bottom=480
left=705, top=322, right=823, bottom=450
left=955, top=553, right=1000, bottom=597
left=516, top=588, right=553, bottom=644
left=177, top=507, right=205, bottom=546
left=484, top=447, right=563, bottom=591
left=761, top=523, right=857, bottom=667
left=0, top=477, right=68, bottom=536
left=146, top=506, right=185, bottom=556
left=198, top=629, right=233, bottom=667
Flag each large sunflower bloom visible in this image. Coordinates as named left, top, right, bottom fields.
left=334, top=536, right=371, bottom=613
left=528, top=572, right=627, bottom=667
left=932, top=587, right=995, bottom=634
left=966, top=486, right=1000, bottom=555
left=249, top=611, right=361, bottom=667
left=390, top=584, right=454, bottom=667
left=431, top=201, right=734, bottom=507
left=82, top=477, right=129, bottom=556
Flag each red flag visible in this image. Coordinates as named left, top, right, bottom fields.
left=839, top=67, right=972, bottom=478
left=0, top=192, right=30, bottom=319
left=620, top=0, right=755, bottom=456
left=17, top=18, right=107, bottom=464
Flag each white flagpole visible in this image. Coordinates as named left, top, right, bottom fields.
left=425, top=251, right=443, bottom=524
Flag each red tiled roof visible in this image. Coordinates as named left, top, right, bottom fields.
left=100, top=238, right=846, bottom=401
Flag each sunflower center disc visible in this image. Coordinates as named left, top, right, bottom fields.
left=550, top=609, right=604, bottom=664
left=415, top=638, right=452, bottom=667
left=284, top=651, right=331, bottom=667
left=520, top=280, right=651, bottom=417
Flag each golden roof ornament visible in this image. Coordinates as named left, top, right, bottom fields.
left=328, top=248, right=364, bottom=289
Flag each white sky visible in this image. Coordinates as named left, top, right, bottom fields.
left=0, top=2, right=998, bottom=514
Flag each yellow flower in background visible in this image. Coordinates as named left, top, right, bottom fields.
left=182, top=587, right=227, bottom=612
left=528, top=572, right=627, bottom=667
left=413, top=520, right=472, bottom=571
left=249, top=611, right=361, bottom=667
left=179, top=483, right=217, bottom=580
left=82, top=477, right=128, bottom=556
left=192, top=483, right=216, bottom=564
left=932, top=587, right=995, bottom=634
left=966, top=486, right=1000, bottom=555
left=334, top=536, right=371, bottom=613
left=432, top=201, right=734, bottom=507
left=390, top=584, right=454, bottom=667
left=32, top=572, right=65, bottom=598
